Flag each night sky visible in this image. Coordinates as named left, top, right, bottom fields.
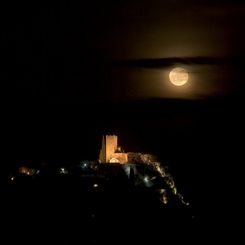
left=1, top=1, right=244, bottom=219
left=2, top=1, right=245, bottom=102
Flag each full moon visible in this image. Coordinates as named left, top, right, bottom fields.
left=169, top=67, right=189, bottom=86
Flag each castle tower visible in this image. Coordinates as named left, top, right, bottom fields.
left=99, top=135, right=128, bottom=164
left=105, top=135, right=118, bottom=163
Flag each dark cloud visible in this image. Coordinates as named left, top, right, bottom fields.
left=114, top=56, right=245, bottom=69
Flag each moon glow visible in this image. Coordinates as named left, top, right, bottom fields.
left=169, top=67, right=189, bottom=86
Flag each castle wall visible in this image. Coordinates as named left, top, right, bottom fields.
left=105, top=135, right=118, bottom=163
left=110, top=153, right=128, bottom=164
left=99, top=135, right=128, bottom=164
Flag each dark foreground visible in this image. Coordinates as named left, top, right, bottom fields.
left=2, top=173, right=196, bottom=244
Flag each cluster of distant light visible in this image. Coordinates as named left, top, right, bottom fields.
left=10, top=163, right=101, bottom=190
left=9, top=160, right=189, bottom=207
left=147, top=161, right=190, bottom=206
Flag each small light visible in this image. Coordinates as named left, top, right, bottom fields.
left=11, top=176, right=15, bottom=181
left=159, top=189, right=166, bottom=194
left=80, top=161, right=89, bottom=169
left=163, top=196, right=168, bottom=204
left=143, top=175, right=154, bottom=187
left=60, top=168, right=68, bottom=174
left=93, top=183, right=98, bottom=188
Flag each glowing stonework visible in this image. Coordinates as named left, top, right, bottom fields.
left=99, top=135, right=128, bottom=164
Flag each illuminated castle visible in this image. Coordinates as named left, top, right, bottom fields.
left=99, top=135, right=128, bottom=164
